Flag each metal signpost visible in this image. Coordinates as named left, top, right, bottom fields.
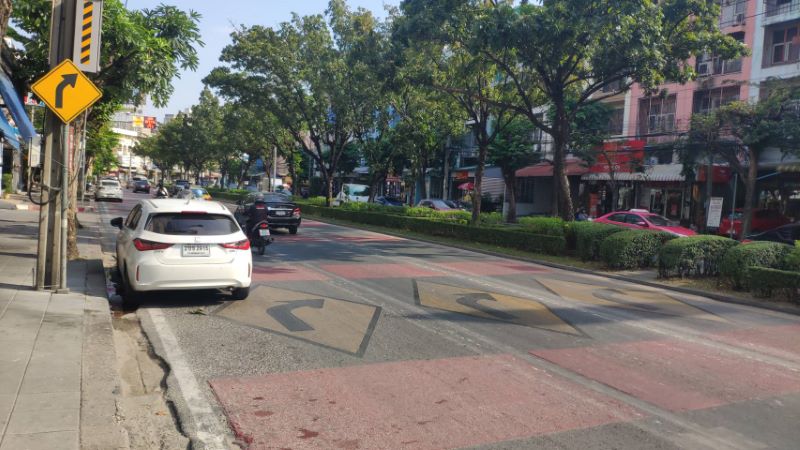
left=33, top=0, right=102, bottom=292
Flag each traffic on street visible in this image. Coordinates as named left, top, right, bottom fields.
left=94, top=188, right=800, bottom=450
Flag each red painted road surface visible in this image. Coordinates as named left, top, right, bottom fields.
left=531, top=337, right=800, bottom=412
left=707, top=324, right=800, bottom=364
left=252, top=265, right=330, bottom=282
left=319, top=263, right=440, bottom=280
left=210, top=354, right=643, bottom=449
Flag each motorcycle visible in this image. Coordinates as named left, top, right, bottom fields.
left=155, top=186, right=169, bottom=198
left=248, top=220, right=274, bottom=255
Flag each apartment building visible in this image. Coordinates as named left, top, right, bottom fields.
left=577, top=0, right=800, bottom=225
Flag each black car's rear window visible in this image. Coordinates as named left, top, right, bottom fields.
left=144, top=213, right=239, bottom=235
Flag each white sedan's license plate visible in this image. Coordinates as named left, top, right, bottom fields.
left=259, top=229, right=270, bottom=237
left=182, top=244, right=210, bottom=257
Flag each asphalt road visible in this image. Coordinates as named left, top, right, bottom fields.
left=97, top=190, right=800, bottom=450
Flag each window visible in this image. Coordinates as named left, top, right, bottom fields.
left=697, top=32, right=744, bottom=75
left=692, top=86, right=741, bottom=114
left=639, top=95, right=677, bottom=135
left=516, top=177, right=535, bottom=203
left=144, top=213, right=240, bottom=235
left=125, top=205, right=142, bottom=229
left=607, top=103, right=625, bottom=136
left=767, top=0, right=795, bottom=17
left=719, top=0, right=747, bottom=26
left=608, top=213, right=627, bottom=223
left=625, top=214, right=645, bottom=225
left=767, top=22, right=800, bottom=66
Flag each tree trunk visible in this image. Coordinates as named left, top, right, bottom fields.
left=741, top=149, right=759, bottom=239
left=67, top=123, right=81, bottom=260
left=324, top=170, right=334, bottom=206
left=418, top=164, right=427, bottom=200
left=471, top=139, right=488, bottom=225
left=503, top=170, right=517, bottom=223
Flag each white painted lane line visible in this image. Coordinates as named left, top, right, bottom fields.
left=142, top=307, right=229, bottom=450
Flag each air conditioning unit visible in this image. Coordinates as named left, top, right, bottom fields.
left=697, top=62, right=711, bottom=76
left=735, top=13, right=745, bottom=25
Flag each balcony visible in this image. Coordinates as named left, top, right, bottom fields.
left=764, top=0, right=800, bottom=25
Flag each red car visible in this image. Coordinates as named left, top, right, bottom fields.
left=718, top=209, right=790, bottom=238
left=595, top=210, right=697, bottom=237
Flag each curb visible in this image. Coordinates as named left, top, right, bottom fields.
left=304, top=214, right=800, bottom=317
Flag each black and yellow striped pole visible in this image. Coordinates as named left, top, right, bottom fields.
left=72, top=0, right=103, bottom=73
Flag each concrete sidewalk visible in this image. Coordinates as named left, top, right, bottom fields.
left=0, top=206, right=128, bottom=449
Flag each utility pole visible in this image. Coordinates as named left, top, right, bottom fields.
left=36, top=0, right=76, bottom=292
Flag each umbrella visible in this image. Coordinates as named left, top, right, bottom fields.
left=458, top=182, right=474, bottom=190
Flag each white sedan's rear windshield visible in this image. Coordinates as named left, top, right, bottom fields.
left=144, top=213, right=239, bottom=235
left=101, top=181, right=119, bottom=187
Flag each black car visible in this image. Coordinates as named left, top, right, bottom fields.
left=748, top=222, right=800, bottom=245
left=375, top=196, right=404, bottom=207
left=132, top=179, right=151, bottom=194
left=235, top=192, right=301, bottom=234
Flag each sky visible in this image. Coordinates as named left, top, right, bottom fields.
left=126, top=0, right=399, bottom=121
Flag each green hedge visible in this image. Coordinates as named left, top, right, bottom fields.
left=720, top=242, right=793, bottom=290
left=781, top=246, right=800, bottom=271
left=658, top=235, right=740, bottom=278
left=1, top=173, right=11, bottom=194
left=599, top=230, right=677, bottom=269
left=517, top=217, right=565, bottom=237
left=747, top=267, right=800, bottom=301
left=572, top=222, right=625, bottom=260
left=300, top=204, right=566, bottom=255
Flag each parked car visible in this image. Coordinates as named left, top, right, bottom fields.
left=126, top=175, right=147, bottom=189
left=747, top=222, right=800, bottom=245
left=111, top=199, right=252, bottom=305
left=719, top=208, right=790, bottom=238
left=342, top=183, right=370, bottom=202
left=176, top=186, right=212, bottom=200
left=594, top=210, right=696, bottom=237
left=132, top=179, right=151, bottom=194
left=235, top=192, right=301, bottom=234
left=170, top=180, right=191, bottom=196
left=374, top=196, right=404, bottom=207
left=417, top=199, right=457, bottom=211
left=95, top=179, right=124, bottom=202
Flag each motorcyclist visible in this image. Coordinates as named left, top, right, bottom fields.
left=244, top=195, right=270, bottom=237
left=156, top=182, right=169, bottom=198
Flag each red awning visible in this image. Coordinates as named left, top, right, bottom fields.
left=516, top=158, right=589, bottom=177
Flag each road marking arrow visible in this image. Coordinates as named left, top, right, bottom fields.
left=414, top=280, right=580, bottom=336
left=214, top=286, right=381, bottom=356
left=55, top=73, right=78, bottom=108
left=267, top=299, right=325, bottom=332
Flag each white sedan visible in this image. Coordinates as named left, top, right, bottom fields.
left=95, top=179, right=124, bottom=202
left=111, top=199, right=252, bottom=305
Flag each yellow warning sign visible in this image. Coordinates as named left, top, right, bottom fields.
left=537, top=278, right=725, bottom=322
left=31, top=59, right=102, bottom=124
left=215, top=286, right=381, bottom=356
left=413, top=280, right=580, bottom=336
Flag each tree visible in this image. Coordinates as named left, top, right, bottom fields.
left=411, top=0, right=745, bottom=220
left=680, top=89, right=800, bottom=238
left=9, top=0, right=202, bottom=258
left=179, top=88, right=223, bottom=182
left=206, top=2, right=385, bottom=206
left=488, top=117, right=540, bottom=223
left=395, top=0, right=519, bottom=224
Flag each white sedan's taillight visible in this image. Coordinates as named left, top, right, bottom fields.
left=221, top=239, right=250, bottom=250
left=133, top=238, right=173, bottom=251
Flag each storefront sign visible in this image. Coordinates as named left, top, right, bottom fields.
left=706, top=197, right=724, bottom=228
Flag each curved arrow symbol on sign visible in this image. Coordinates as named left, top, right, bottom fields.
left=55, top=73, right=78, bottom=108
left=267, top=299, right=325, bottom=332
